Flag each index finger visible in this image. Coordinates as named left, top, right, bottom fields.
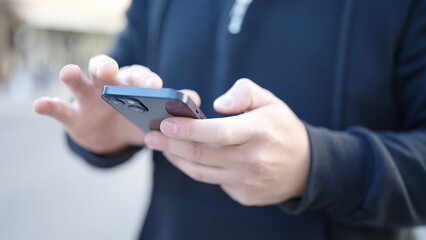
left=160, top=114, right=257, bottom=145
left=88, top=54, right=119, bottom=88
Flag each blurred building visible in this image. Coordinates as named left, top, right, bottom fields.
left=0, top=0, right=130, bottom=98
left=0, top=1, right=19, bottom=84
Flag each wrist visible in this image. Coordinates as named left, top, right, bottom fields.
left=292, top=120, right=311, bottom=198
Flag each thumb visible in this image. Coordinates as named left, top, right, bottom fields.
left=213, top=78, right=279, bottom=115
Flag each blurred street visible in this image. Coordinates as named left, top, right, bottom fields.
left=0, top=87, right=153, bottom=240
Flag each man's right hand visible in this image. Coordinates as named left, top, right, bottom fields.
left=33, top=55, right=163, bottom=154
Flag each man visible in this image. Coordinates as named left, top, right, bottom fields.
left=34, top=0, right=426, bottom=239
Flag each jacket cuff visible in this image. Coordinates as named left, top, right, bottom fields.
left=279, top=123, right=373, bottom=216
left=66, top=134, right=143, bottom=168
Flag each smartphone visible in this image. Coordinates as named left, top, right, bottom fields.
left=101, top=86, right=206, bottom=132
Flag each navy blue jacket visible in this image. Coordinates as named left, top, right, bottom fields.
left=68, top=0, right=426, bottom=239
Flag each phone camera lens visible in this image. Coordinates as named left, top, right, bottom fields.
left=127, top=99, right=137, bottom=105
left=110, top=98, right=125, bottom=106
left=128, top=105, right=147, bottom=113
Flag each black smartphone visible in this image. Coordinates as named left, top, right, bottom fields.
left=101, top=86, right=206, bottom=132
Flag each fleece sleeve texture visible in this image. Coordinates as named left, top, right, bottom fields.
left=67, top=135, right=142, bottom=168
left=281, top=0, right=426, bottom=227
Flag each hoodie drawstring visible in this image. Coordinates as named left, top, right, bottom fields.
left=228, top=0, right=253, bottom=34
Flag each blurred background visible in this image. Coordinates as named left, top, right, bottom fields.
left=0, top=0, right=153, bottom=239
left=0, top=0, right=425, bottom=239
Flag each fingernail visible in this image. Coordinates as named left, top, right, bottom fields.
left=145, top=76, right=159, bottom=88
left=214, top=94, right=234, bottom=109
left=41, top=96, right=52, bottom=101
left=161, top=120, right=177, bottom=136
left=96, top=60, right=113, bottom=76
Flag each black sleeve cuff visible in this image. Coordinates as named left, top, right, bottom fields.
left=279, top=123, right=373, bottom=218
left=66, top=134, right=143, bottom=168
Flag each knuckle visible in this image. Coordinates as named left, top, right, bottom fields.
left=247, top=118, right=265, bottom=139
left=215, top=125, right=232, bottom=144
left=257, top=127, right=273, bottom=143
left=244, top=149, right=266, bottom=174
left=239, top=148, right=253, bottom=164
left=189, top=142, right=203, bottom=162
left=186, top=122, right=197, bottom=140
left=236, top=78, right=255, bottom=92
left=166, top=153, right=179, bottom=165
left=235, top=189, right=256, bottom=206
left=188, top=165, right=204, bottom=182
left=240, top=176, right=257, bottom=189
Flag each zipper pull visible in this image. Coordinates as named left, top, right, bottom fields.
left=228, top=0, right=253, bottom=34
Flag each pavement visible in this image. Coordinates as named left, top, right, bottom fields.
left=0, top=86, right=425, bottom=240
left=0, top=87, right=153, bottom=240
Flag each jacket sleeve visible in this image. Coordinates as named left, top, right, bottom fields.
left=280, top=0, right=426, bottom=227
left=66, top=0, right=147, bottom=168
left=67, top=135, right=142, bottom=168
